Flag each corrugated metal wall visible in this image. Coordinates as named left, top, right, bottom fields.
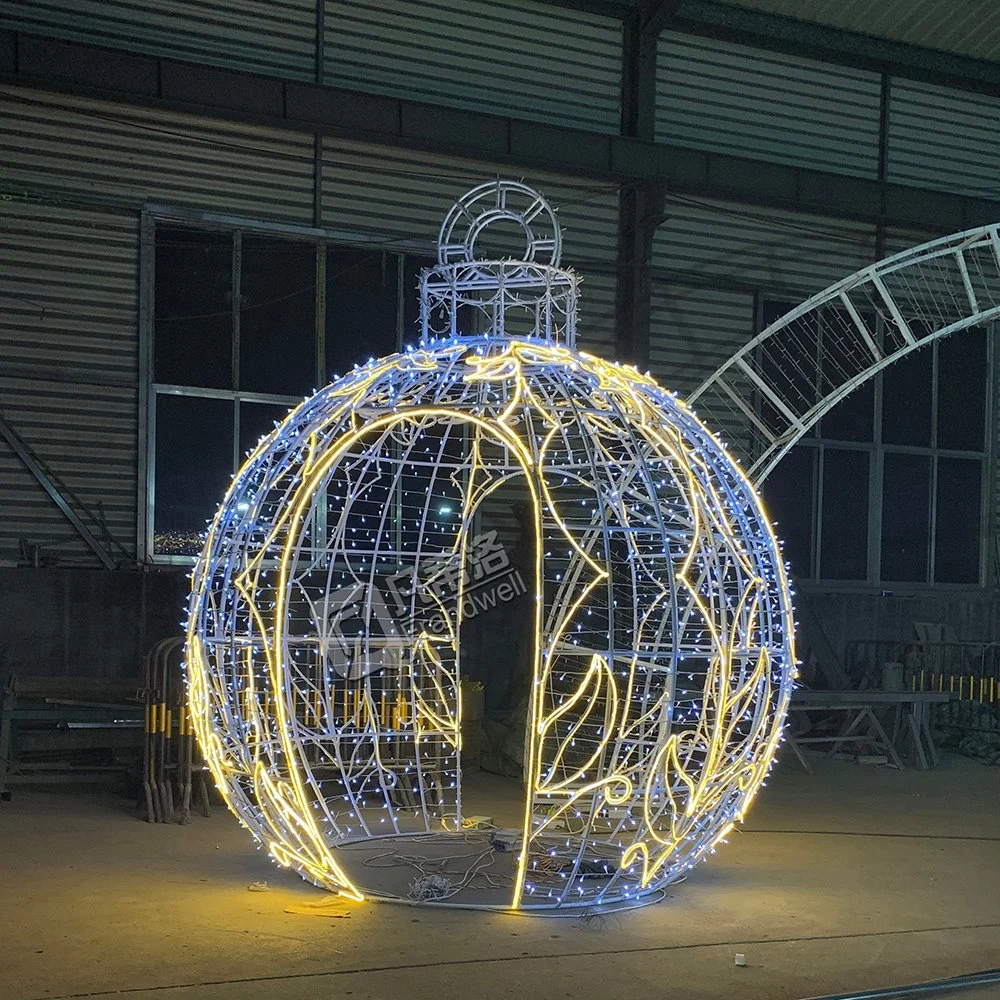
left=652, top=195, right=877, bottom=294
left=0, top=87, right=316, bottom=224
left=323, top=0, right=623, bottom=133
left=881, top=224, right=944, bottom=257
left=656, top=31, right=882, bottom=177
left=2, top=0, right=624, bottom=133
left=0, top=86, right=619, bottom=564
left=319, top=139, right=620, bottom=354
left=710, top=0, right=1000, bottom=64
left=0, top=200, right=138, bottom=562
left=887, top=79, right=1000, bottom=199
left=0, top=0, right=317, bottom=79
left=648, top=286, right=754, bottom=398
left=648, top=285, right=756, bottom=455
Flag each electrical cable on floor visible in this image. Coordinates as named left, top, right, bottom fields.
left=348, top=834, right=516, bottom=902
left=333, top=824, right=643, bottom=904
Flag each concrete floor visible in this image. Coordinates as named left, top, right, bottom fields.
left=1, top=753, right=998, bottom=1000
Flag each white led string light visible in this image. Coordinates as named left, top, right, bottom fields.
left=186, top=180, right=797, bottom=910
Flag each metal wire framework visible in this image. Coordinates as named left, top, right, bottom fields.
left=186, top=181, right=796, bottom=910
left=688, top=223, right=1000, bottom=484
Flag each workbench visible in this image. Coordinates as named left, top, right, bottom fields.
left=0, top=675, right=144, bottom=800
left=786, top=690, right=953, bottom=773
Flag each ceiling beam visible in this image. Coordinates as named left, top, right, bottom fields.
left=621, top=0, right=682, bottom=140
left=642, top=0, right=684, bottom=37
left=529, top=0, right=1000, bottom=98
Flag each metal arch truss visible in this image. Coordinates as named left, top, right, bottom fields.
left=186, top=183, right=796, bottom=911
left=689, top=223, right=1000, bottom=484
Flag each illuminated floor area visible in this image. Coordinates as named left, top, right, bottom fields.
left=335, top=772, right=642, bottom=909
left=327, top=773, right=524, bottom=906
left=2, top=755, right=999, bottom=1000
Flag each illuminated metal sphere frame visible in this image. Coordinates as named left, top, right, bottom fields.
left=186, top=180, right=796, bottom=911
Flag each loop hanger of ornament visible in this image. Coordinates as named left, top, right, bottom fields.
left=437, top=180, right=562, bottom=266
left=420, top=179, right=578, bottom=346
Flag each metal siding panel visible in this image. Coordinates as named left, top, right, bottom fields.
left=0, top=376, right=138, bottom=563
left=714, top=1, right=1000, bottom=64
left=656, top=32, right=881, bottom=178
left=648, top=284, right=754, bottom=396
left=0, top=0, right=316, bottom=79
left=0, top=201, right=138, bottom=381
left=881, top=225, right=942, bottom=256
left=324, top=0, right=622, bottom=133
left=648, top=284, right=756, bottom=454
left=652, top=196, right=877, bottom=295
left=320, top=141, right=618, bottom=258
left=0, top=87, right=316, bottom=223
left=0, top=197, right=138, bottom=564
left=576, top=271, right=617, bottom=360
left=888, top=79, right=1000, bottom=199
left=0, top=89, right=313, bottom=564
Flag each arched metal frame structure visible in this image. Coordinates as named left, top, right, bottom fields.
left=689, top=223, right=1000, bottom=483
left=186, top=181, right=796, bottom=911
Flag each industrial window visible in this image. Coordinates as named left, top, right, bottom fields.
left=145, top=218, right=421, bottom=561
left=760, top=301, right=990, bottom=587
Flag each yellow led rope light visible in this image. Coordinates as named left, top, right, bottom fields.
left=262, top=405, right=541, bottom=900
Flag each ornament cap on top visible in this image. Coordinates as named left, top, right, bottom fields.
left=419, top=179, right=579, bottom=348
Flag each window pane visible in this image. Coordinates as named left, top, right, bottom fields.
left=761, top=300, right=789, bottom=326
left=818, top=307, right=875, bottom=442
left=820, top=449, right=869, bottom=580
left=761, top=301, right=818, bottom=438
left=154, top=226, right=232, bottom=389
left=325, top=249, right=399, bottom=379
left=937, top=328, right=986, bottom=451
left=239, top=401, right=293, bottom=467
left=761, top=446, right=815, bottom=578
left=154, top=394, right=234, bottom=555
left=399, top=422, right=466, bottom=554
left=882, top=347, right=932, bottom=446
left=821, top=381, right=874, bottom=442
left=240, top=237, right=317, bottom=396
left=935, top=457, right=982, bottom=584
left=881, top=453, right=930, bottom=582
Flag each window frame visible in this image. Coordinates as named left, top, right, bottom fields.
left=759, top=296, right=994, bottom=591
left=139, top=206, right=430, bottom=565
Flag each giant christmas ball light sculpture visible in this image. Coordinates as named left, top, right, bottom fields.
left=186, top=181, right=796, bottom=910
